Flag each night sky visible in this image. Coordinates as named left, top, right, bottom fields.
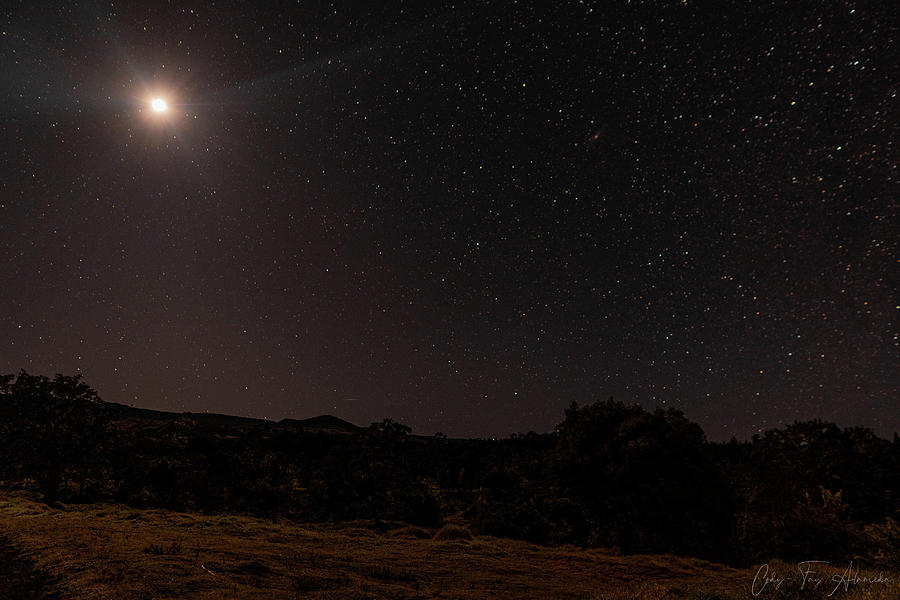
left=2, top=1, right=896, bottom=441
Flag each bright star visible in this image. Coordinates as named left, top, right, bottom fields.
left=151, top=98, right=168, bottom=112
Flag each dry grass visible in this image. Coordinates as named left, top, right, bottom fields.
left=0, top=491, right=895, bottom=600
left=386, top=524, right=431, bottom=539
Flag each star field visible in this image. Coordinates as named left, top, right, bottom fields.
left=1, top=1, right=896, bottom=440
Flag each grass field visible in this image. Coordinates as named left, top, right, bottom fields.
left=0, top=491, right=895, bottom=600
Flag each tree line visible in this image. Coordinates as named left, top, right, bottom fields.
left=1, top=371, right=897, bottom=567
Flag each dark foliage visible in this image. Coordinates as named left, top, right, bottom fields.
left=0, top=371, right=112, bottom=503
left=550, top=399, right=735, bottom=557
left=1, top=372, right=897, bottom=567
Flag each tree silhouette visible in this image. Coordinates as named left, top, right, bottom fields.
left=0, top=371, right=111, bottom=503
left=552, top=398, right=733, bottom=556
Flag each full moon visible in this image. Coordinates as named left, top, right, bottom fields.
left=151, top=98, right=168, bottom=112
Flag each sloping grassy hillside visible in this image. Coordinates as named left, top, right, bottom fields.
left=0, top=491, right=895, bottom=600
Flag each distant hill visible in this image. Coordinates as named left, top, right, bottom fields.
left=105, top=402, right=361, bottom=434
left=279, top=414, right=362, bottom=434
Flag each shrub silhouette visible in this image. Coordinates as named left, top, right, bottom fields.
left=433, top=524, right=473, bottom=541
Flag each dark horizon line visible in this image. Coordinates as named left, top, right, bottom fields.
left=103, top=398, right=900, bottom=444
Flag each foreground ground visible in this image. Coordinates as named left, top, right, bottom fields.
left=0, top=491, right=895, bottom=600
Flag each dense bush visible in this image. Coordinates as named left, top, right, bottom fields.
left=0, top=371, right=112, bottom=503
left=433, top=523, right=473, bottom=541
